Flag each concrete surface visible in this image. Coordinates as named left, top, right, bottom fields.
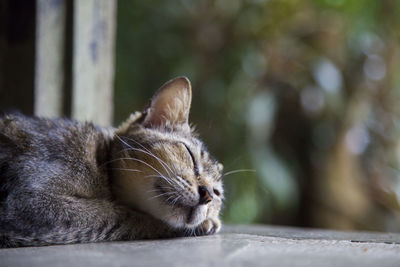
left=1, top=225, right=400, bottom=267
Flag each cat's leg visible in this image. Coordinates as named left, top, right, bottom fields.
left=1, top=192, right=179, bottom=247
left=192, top=217, right=221, bottom=236
left=173, top=217, right=221, bottom=237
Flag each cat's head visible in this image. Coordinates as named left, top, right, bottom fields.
left=111, top=77, right=224, bottom=232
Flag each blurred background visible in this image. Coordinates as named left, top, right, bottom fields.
left=1, top=0, right=400, bottom=233
left=115, top=0, right=400, bottom=232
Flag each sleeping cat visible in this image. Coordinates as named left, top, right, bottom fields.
left=0, top=77, right=224, bottom=247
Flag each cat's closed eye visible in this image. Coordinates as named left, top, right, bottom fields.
left=213, top=189, right=221, bottom=196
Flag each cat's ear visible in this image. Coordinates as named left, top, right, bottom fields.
left=142, top=77, right=192, bottom=128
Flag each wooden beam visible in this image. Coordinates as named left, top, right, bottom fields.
left=72, top=0, right=116, bottom=126
left=34, top=0, right=67, bottom=118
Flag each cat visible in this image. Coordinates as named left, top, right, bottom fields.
left=0, top=77, right=224, bottom=247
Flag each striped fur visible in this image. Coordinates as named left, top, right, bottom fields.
left=0, top=77, right=223, bottom=247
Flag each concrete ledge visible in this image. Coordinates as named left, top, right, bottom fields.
left=224, top=224, right=400, bottom=244
left=1, top=225, right=400, bottom=267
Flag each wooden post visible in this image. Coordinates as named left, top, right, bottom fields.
left=34, top=0, right=66, bottom=118
left=1, top=0, right=116, bottom=124
left=72, top=0, right=116, bottom=126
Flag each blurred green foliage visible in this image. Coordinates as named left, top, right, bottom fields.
left=115, top=0, right=400, bottom=231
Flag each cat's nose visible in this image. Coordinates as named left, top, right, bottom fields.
left=198, top=186, right=212, bottom=205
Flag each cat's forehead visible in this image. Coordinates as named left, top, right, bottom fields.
left=125, top=124, right=222, bottom=176
left=139, top=126, right=201, bottom=151
left=153, top=135, right=207, bottom=159
left=150, top=134, right=221, bottom=176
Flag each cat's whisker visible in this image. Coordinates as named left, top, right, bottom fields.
left=166, top=194, right=179, bottom=205
left=171, top=195, right=181, bottom=207
left=190, top=228, right=195, bottom=237
left=102, top=155, right=176, bottom=188
left=117, top=137, right=180, bottom=190
left=125, top=139, right=180, bottom=183
left=149, top=173, right=182, bottom=189
left=117, top=136, right=175, bottom=177
left=175, top=175, right=191, bottom=189
left=109, top=168, right=143, bottom=173
left=123, top=136, right=174, bottom=173
left=99, top=157, right=121, bottom=168
left=184, top=227, right=190, bottom=237
left=116, top=135, right=175, bottom=178
left=169, top=177, right=185, bottom=191
left=223, top=169, right=256, bottom=177
left=165, top=195, right=177, bottom=204
left=147, top=186, right=174, bottom=193
left=192, top=227, right=196, bottom=237
left=145, top=175, right=177, bottom=188
left=145, top=174, right=180, bottom=189
left=111, top=157, right=173, bottom=186
left=121, top=147, right=175, bottom=178
left=149, top=191, right=175, bottom=200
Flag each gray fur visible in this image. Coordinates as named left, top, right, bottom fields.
left=0, top=77, right=223, bottom=248
left=0, top=114, right=168, bottom=247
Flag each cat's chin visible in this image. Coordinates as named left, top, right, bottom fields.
left=156, top=203, right=208, bottom=229
left=185, top=205, right=208, bottom=227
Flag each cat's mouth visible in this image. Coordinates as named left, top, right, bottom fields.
left=187, top=207, right=196, bottom=223
left=186, top=205, right=207, bottom=226
left=153, top=184, right=207, bottom=227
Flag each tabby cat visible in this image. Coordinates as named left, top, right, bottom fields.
left=0, top=77, right=224, bottom=247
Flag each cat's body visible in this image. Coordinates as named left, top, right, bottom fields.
left=0, top=77, right=223, bottom=247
